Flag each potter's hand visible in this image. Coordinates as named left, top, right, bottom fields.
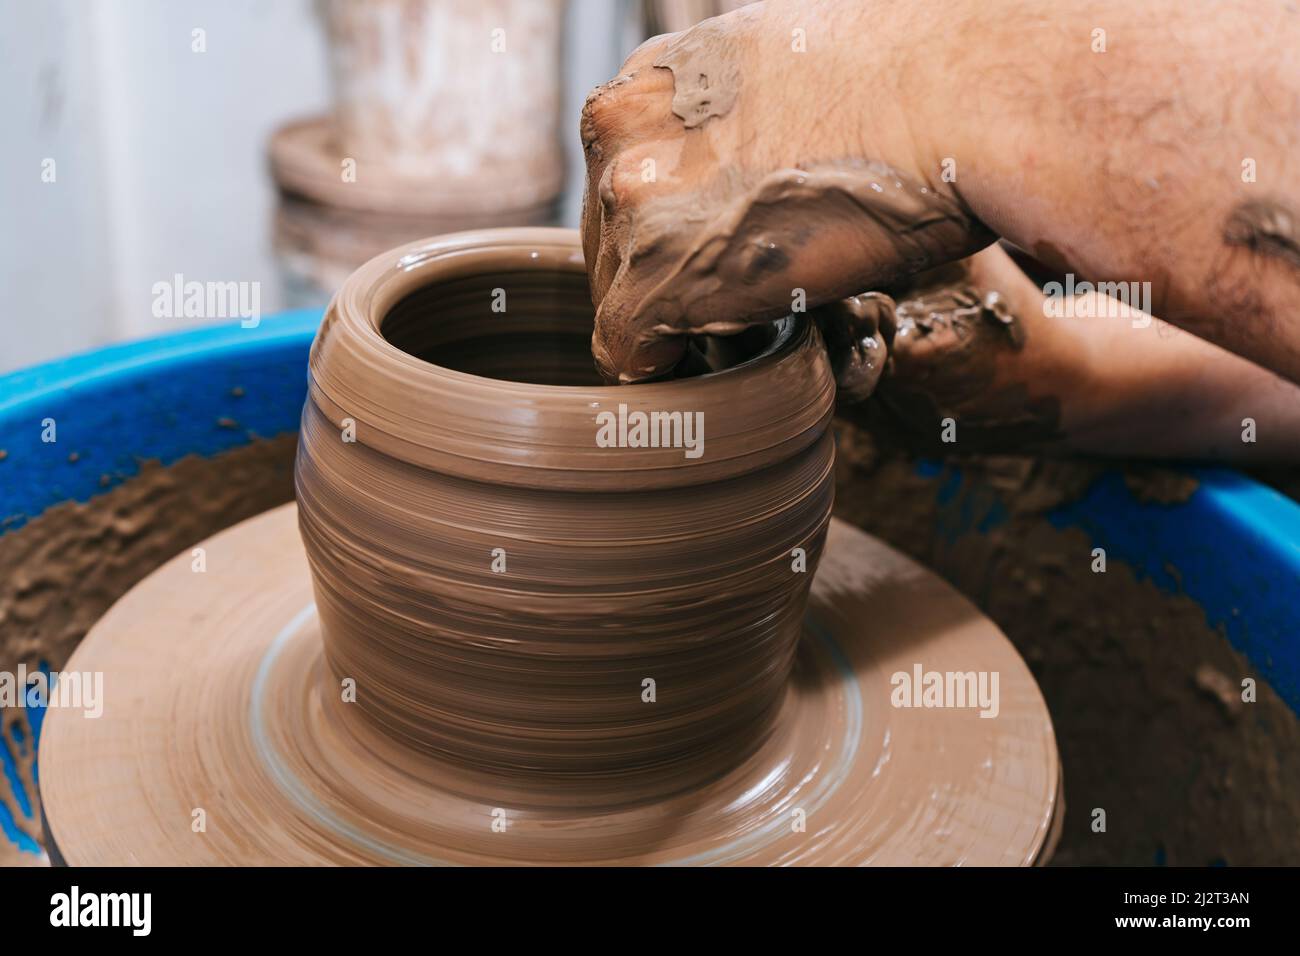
left=844, top=244, right=1300, bottom=462
left=580, top=0, right=993, bottom=383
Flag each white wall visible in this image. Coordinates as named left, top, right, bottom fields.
left=0, top=0, right=639, bottom=374
left=0, top=0, right=118, bottom=371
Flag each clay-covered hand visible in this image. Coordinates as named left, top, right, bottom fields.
left=580, top=0, right=994, bottom=383
left=814, top=245, right=1040, bottom=418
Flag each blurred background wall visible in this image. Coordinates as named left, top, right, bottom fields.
left=0, top=0, right=644, bottom=374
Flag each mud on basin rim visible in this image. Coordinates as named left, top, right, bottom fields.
left=308, top=227, right=836, bottom=491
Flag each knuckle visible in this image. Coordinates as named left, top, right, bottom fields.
left=598, top=161, right=620, bottom=212
left=579, top=75, right=635, bottom=152
left=580, top=35, right=677, bottom=153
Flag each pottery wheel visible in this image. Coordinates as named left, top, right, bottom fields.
left=40, top=504, right=1060, bottom=865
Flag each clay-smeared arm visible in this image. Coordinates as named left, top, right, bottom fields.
left=857, top=245, right=1300, bottom=462
left=581, top=0, right=1300, bottom=391
left=580, top=0, right=992, bottom=382
left=941, top=0, right=1300, bottom=385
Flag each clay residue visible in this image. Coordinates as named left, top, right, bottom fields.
left=1224, top=198, right=1300, bottom=271
left=833, top=260, right=1062, bottom=453
left=833, top=418, right=1300, bottom=865
left=815, top=258, right=1028, bottom=408
left=892, top=274, right=1023, bottom=351
left=1122, top=466, right=1200, bottom=505
left=593, top=159, right=991, bottom=383
left=812, top=292, right=893, bottom=402
left=0, top=436, right=297, bottom=865
left=42, top=505, right=1056, bottom=866
left=651, top=15, right=743, bottom=128
left=1194, top=664, right=1245, bottom=719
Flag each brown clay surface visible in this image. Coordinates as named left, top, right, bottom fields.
left=0, top=437, right=296, bottom=865
left=40, top=505, right=1058, bottom=866
left=10, top=418, right=1296, bottom=865
left=296, top=228, right=847, bottom=805
left=832, top=419, right=1300, bottom=865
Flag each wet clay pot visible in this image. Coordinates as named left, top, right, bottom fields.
left=294, top=228, right=836, bottom=807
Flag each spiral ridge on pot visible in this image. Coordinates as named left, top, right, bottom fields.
left=295, top=228, right=837, bottom=806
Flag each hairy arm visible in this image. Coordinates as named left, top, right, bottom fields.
left=865, top=245, right=1300, bottom=462
left=582, top=0, right=1300, bottom=402
left=917, top=0, right=1300, bottom=380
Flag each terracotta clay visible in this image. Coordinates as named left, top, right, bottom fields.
left=297, top=227, right=836, bottom=803
left=38, top=228, right=1059, bottom=864
left=0, top=437, right=297, bottom=866
left=40, top=504, right=1060, bottom=865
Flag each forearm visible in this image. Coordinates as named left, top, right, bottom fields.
left=918, top=0, right=1300, bottom=381
left=872, top=245, right=1300, bottom=462
left=1041, top=298, right=1300, bottom=462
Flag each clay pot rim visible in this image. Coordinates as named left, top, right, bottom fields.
left=309, top=227, right=836, bottom=490
left=344, top=227, right=802, bottom=394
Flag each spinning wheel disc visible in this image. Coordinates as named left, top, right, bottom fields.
left=41, top=504, right=1060, bottom=865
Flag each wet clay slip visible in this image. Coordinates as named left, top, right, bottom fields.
left=296, top=227, right=836, bottom=805
left=40, top=505, right=1060, bottom=865
left=40, top=229, right=1060, bottom=865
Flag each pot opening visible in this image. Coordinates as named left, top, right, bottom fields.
left=381, top=268, right=795, bottom=386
